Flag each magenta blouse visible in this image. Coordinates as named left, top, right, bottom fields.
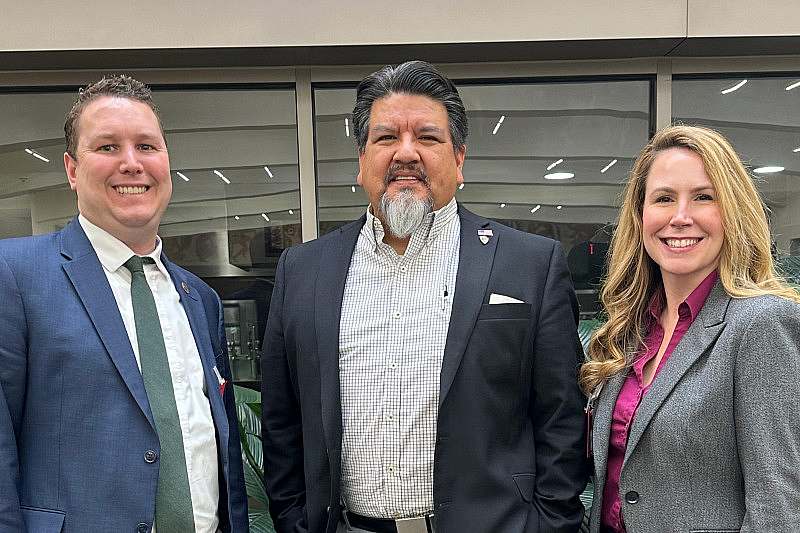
left=600, top=271, right=718, bottom=532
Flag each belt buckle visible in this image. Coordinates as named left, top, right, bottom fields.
left=395, top=516, right=431, bottom=533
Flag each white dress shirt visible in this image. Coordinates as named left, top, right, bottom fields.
left=79, top=215, right=219, bottom=533
left=338, top=198, right=460, bottom=518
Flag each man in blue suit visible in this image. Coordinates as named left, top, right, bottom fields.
left=261, top=61, right=588, bottom=533
left=0, top=75, right=248, bottom=532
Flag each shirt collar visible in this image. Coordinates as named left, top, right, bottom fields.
left=363, top=197, right=459, bottom=252
left=647, top=270, right=719, bottom=321
left=78, top=214, right=168, bottom=278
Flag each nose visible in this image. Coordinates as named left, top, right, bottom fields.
left=392, top=133, right=420, bottom=165
left=670, top=199, right=693, bottom=227
left=119, top=145, right=144, bottom=175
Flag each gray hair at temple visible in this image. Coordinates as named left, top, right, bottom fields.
left=64, top=74, right=164, bottom=159
left=351, top=60, right=468, bottom=154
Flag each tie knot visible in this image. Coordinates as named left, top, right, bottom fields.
left=124, top=255, right=155, bottom=274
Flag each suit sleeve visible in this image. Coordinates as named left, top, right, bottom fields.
left=529, top=241, right=589, bottom=532
left=261, top=249, right=308, bottom=533
left=735, top=300, right=800, bottom=532
left=0, top=252, right=26, bottom=530
left=214, top=296, right=250, bottom=532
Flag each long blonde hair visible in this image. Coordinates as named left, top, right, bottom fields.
left=580, top=125, right=800, bottom=395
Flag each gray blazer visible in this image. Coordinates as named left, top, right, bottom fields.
left=589, top=282, right=800, bottom=533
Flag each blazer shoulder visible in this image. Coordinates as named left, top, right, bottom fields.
left=726, top=292, right=800, bottom=325
left=0, top=232, right=61, bottom=268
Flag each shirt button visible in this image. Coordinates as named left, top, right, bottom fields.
left=399, top=266, right=407, bottom=272
left=392, top=311, right=401, bottom=319
left=144, top=450, right=158, bottom=463
left=389, top=362, right=398, bottom=369
left=625, top=490, right=640, bottom=504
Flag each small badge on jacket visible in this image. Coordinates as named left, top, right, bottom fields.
left=213, top=366, right=227, bottom=395
left=477, top=228, right=493, bottom=245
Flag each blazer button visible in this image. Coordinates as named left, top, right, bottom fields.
left=136, top=523, right=150, bottom=533
left=144, top=450, right=158, bottom=463
left=625, top=490, right=640, bottom=504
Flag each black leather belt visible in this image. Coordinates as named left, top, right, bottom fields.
left=344, top=510, right=435, bottom=533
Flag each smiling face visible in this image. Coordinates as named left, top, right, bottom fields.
left=642, top=147, right=724, bottom=293
left=65, top=96, right=171, bottom=254
left=357, top=93, right=465, bottom=216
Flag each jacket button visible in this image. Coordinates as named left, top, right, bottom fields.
left=625, top=490, right=640, bottom=504
left=136, top=523, right=150, bottom=533
left=144, top=450, right=158, bottom=463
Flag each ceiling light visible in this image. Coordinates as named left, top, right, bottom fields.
left=458, top=183, right=464, bottom=190
left=530, top=204, right=541, bottom=213
left=785, top=81, right=800, bottom=91
left=546, top=158, right=564, bottom=171
left=500, top=203, right=506, bottom=208
left=492, top=115, right=506, bottom=135
left=261, top=213, right=270, bottom=222
left=288, top=209, right=294, bottom=215
left=544, top=172, right=575, bottom=180
left=720, top=79, right=747, bottom=94
left=600, top=159, right=618, bottom=173
left=351, top=185, right=356, bottom=193
left=556, top=205, right=563, bottom=210
left=793, top=147, right=800, bottom=153
left=263, top=166, right=273, bottom=178
left=214, top=170, right=230, bottom=184
left=345, top=117, right=350, bottom=137
left=234, top=215, right=240, bottom=220
left=176, top=171, right=190, bottom=182
left=754, top=166, right=784, bottom=174
left=24, top=148, right=50, bottom=163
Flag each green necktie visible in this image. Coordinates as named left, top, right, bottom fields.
left=124, top=256, right=195, bottom=532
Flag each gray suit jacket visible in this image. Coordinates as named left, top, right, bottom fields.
left=589, top=282, right=800, bottom=533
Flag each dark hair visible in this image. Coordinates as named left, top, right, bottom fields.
left=64, top=75, right=164, bottom=159
left=352, top=60, right=468, bottom=153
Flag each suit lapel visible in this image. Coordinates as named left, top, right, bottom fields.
left=591, top=373, right=625, bottom=499
left=316, top=217, right=364, bottom=484
left=60, top=219, right=155, bottom=428
left=439, top=207, right=498, bottom=406
left=162, top=258, right=230, bottom=451
left=623, top=283, right=730, bottom=464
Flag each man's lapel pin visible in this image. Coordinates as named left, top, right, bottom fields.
left=478, top=228, right=493, bottom=245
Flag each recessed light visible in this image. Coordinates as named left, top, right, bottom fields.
left=556, top=205, right=563, bottom=210
left=261, top=213, right=270, bottom=222
left=544, top=172, right=575, bottom=180
left=546, top=158, right=564, bottom=171
left=600, top=159, right=618, bottom=173
left=234, top=215, right=240, bottom=220
left=785, top=81, right=800, bottom=91
left=458, top=183, right=464, bottom=190
left=492, top=115, right=506, bottom=135
left=24, top=148, right=50, bottom=163
left=720, top=80, right=747, bottom=94
left=530, top=204, right=541, bottom=213
left=264, top=166, right=273, bottom=178
left=793, top=147, right=800, bottom=153
left=754, top=166, right=784, bottom=174
left=500, top=203, right=506, bottom=208
left=176, top=171, right=190, bottom=182
left=214, top=170, right=230, bottom=184
left=351, top=185, right=356, bottom=193
left=345, top=117, right=350, bottom=137
left=288, top=209, right=294, bottom=215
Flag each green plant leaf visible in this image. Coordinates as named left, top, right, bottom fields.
left=249, top=510, right=276, bottom=533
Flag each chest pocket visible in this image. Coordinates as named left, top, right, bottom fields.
left=477, top=303, right=531, bottom=321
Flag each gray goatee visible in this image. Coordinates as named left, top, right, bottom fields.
left=379, top=187, right=433, bottom=239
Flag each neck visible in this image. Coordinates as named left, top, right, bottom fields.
left=382, top=232, right=410, bottom=255
left=660, top=269, right=713, bottom=314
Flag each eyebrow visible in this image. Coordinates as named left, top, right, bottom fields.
left=369, top=124, right=446, bottom=135
left=649, top=185, right=715, bottom=195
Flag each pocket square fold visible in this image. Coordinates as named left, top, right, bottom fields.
left=489, top=293, right=525, bottom=304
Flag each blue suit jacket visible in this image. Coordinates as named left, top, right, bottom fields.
left=261, top=206, right=589, bottom=533
left=0, top=219, right=248, bottom=532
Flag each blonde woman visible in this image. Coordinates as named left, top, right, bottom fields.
left=582, top=125, right=800, bottom=533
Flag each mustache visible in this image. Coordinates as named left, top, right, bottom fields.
left=383, top=163, right=429, bottom=186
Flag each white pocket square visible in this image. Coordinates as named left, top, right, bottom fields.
left=489, top=293, right=525, bottom=304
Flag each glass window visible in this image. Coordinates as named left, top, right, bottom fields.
left=0, top=86, right=300, bottom=385
left=313, top=79, right=653, bottom=316
left=672, top=76, right=800, bottom=279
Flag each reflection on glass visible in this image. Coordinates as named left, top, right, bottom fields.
left=673, top=76, right=800, bottom=272
left=314, top=80, right=652, bottom=316
left=0, top=87, right=299, bottom=384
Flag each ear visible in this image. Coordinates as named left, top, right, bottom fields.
left=356, top=153, right=365, bottom=186
left=455, top=144, right=466, bottom=185
left=64, top=152, right=79, bottom=191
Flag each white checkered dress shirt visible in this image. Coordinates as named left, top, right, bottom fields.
left=339, top=197, right=460, bottom=518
